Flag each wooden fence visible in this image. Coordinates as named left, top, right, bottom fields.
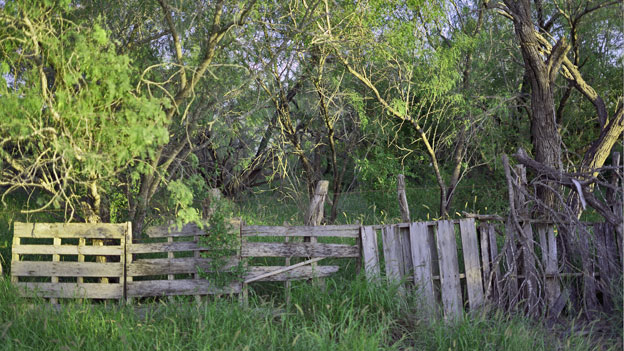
left=361, top=219, right=486, bottom=318
left=10, top=221, right=360, bottom=303
left=10, top=217, right=621, bottom=318
left=11, top=222, right=128, bottom=303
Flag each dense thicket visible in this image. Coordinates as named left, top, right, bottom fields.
left=1, top=0, right=621, bottom=232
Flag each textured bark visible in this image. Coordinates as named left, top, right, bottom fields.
left=504, top=0, right=567, bottom=213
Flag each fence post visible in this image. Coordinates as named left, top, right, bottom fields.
left=304, top=180, right=328, bottom=287
left=396, top=175, right=413, bottom=285
left=397, top=174, right=410, bottom=222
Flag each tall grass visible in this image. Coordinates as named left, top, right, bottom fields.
left=0, top=276, right=615, bottom=351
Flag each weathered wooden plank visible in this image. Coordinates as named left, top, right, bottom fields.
left=360, top=226, right=380, bottom=278
left=241, top=225, right=360, bottom=238
left=244, top=265, right=339, bottom=282
left=16, top=282, right=123, bottom=299
left=478, top=224, right=491, bottom=299
left=245, top=258, right=325, bottom=283
left=504, top=218, right=519, bottom=306
left=409, top=222, right=435, bottom=307
left=127, top=257, right=240, bottom=276
left=436, top=220, right=462, bottom=319
left=146, top=223, right=208, bottom=238
left=382, top=225, right=402, bottom=283
left=240, top=242, right=359, bottom=258
left=127, top=241, right=204, bottom=254
left=12, top=245, right=122, bottom=256
left=11, top=262, right=123, bottom=277
left=537, top=225, right=559, bottom=310
left=488, top=224, right=501, bottom=301
left=520, top=223, right=538, bottom=313
left=459, top=219, right=484, bottom=309
left=14, top=222, right=126, bottom=239
left=577, top=228, right=598, bottom=315
left=593, top=223, right=616, bottom=309
left=146, top=219, right=240, bottom=238
left=126, top=279, right=241, bottom=297
left=398, top=226, right=412, bottom=279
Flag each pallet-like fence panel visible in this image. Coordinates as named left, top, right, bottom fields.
left=126, top=223, right=240, bottom=298
left=11, top=222, right=127, bottom=301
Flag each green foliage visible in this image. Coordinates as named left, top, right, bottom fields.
left=197, top=194, right=247, bottom=288
left=0, top=1, right=169, bottom=215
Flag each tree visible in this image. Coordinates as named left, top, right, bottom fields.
left=0, top=1, right=168, bottom=222
left=496, top=0, right=623, bottom=215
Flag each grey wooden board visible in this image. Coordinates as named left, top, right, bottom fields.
left=520, top=223, right=538, bottom=311
left=504, top=218, right=518, bottom=304
left=126, top=279, right=241, bottom=297
left=436, top=220, right=462, bottom=319
left=241, top=242, right=359, bottom=258
left=488, top=224, right=501, bottom=299
left=382, top=225, right=401, bottom=282
left=409, top=222, right=435, bottom=307
left=245, top=265, right=339, bottom=282
left=16, top=282, right=123, bottom=299
left=399, top=226, right=413, bottom=278
left=459, top=219, right=484, bottom=309
left=537, top=225, right=559, bottom=309
left=360, top=226, right=380, bottom=277
left=127, top=241, right=203, bottom=254
left=12, top=245, right=122, bottom=256
left=479, top=224, right=491, bottom=298
left=242, top=225, right=360, bottom=238
left=14, top=222, right=126, bottom=239
left=11, top=261, right=123, bottom=277
left=127, top=257, right=240, bottom=276
left=146, top=219, right=240, bottom=238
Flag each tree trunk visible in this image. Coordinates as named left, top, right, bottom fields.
left=505, top=0, right=567, bottom=213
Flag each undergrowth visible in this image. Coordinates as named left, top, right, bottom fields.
left=0, top=276, right=617, bottom=351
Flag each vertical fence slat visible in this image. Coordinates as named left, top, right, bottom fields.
left=382, top=225, right=402, bottom=283
left=50, top=237, right=61, bottom=304
left=488, top=224, right=501, bottom=302
left=409, top=222, right=434, bottom=308
left=478, top=224, right=491, bottom=299
left=399, top=226, right=413, bottom=280
left=361, top=226, right=380, bottom=278
left=520, top=223, right=538, bottom=314
left=459, top=219, right=484, bottom=309
left=436, top=220, right=462, bottom=319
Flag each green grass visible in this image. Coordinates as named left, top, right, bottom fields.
left=0, top=276, right=616, bottom=351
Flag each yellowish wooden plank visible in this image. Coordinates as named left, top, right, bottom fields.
left=16, top=282, right=123, bottom=299
left=11, top=262, right=123, bottom=277
left=13, top=222, right=126, bottom=239
left=12, top=245, right=122, bottom=256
